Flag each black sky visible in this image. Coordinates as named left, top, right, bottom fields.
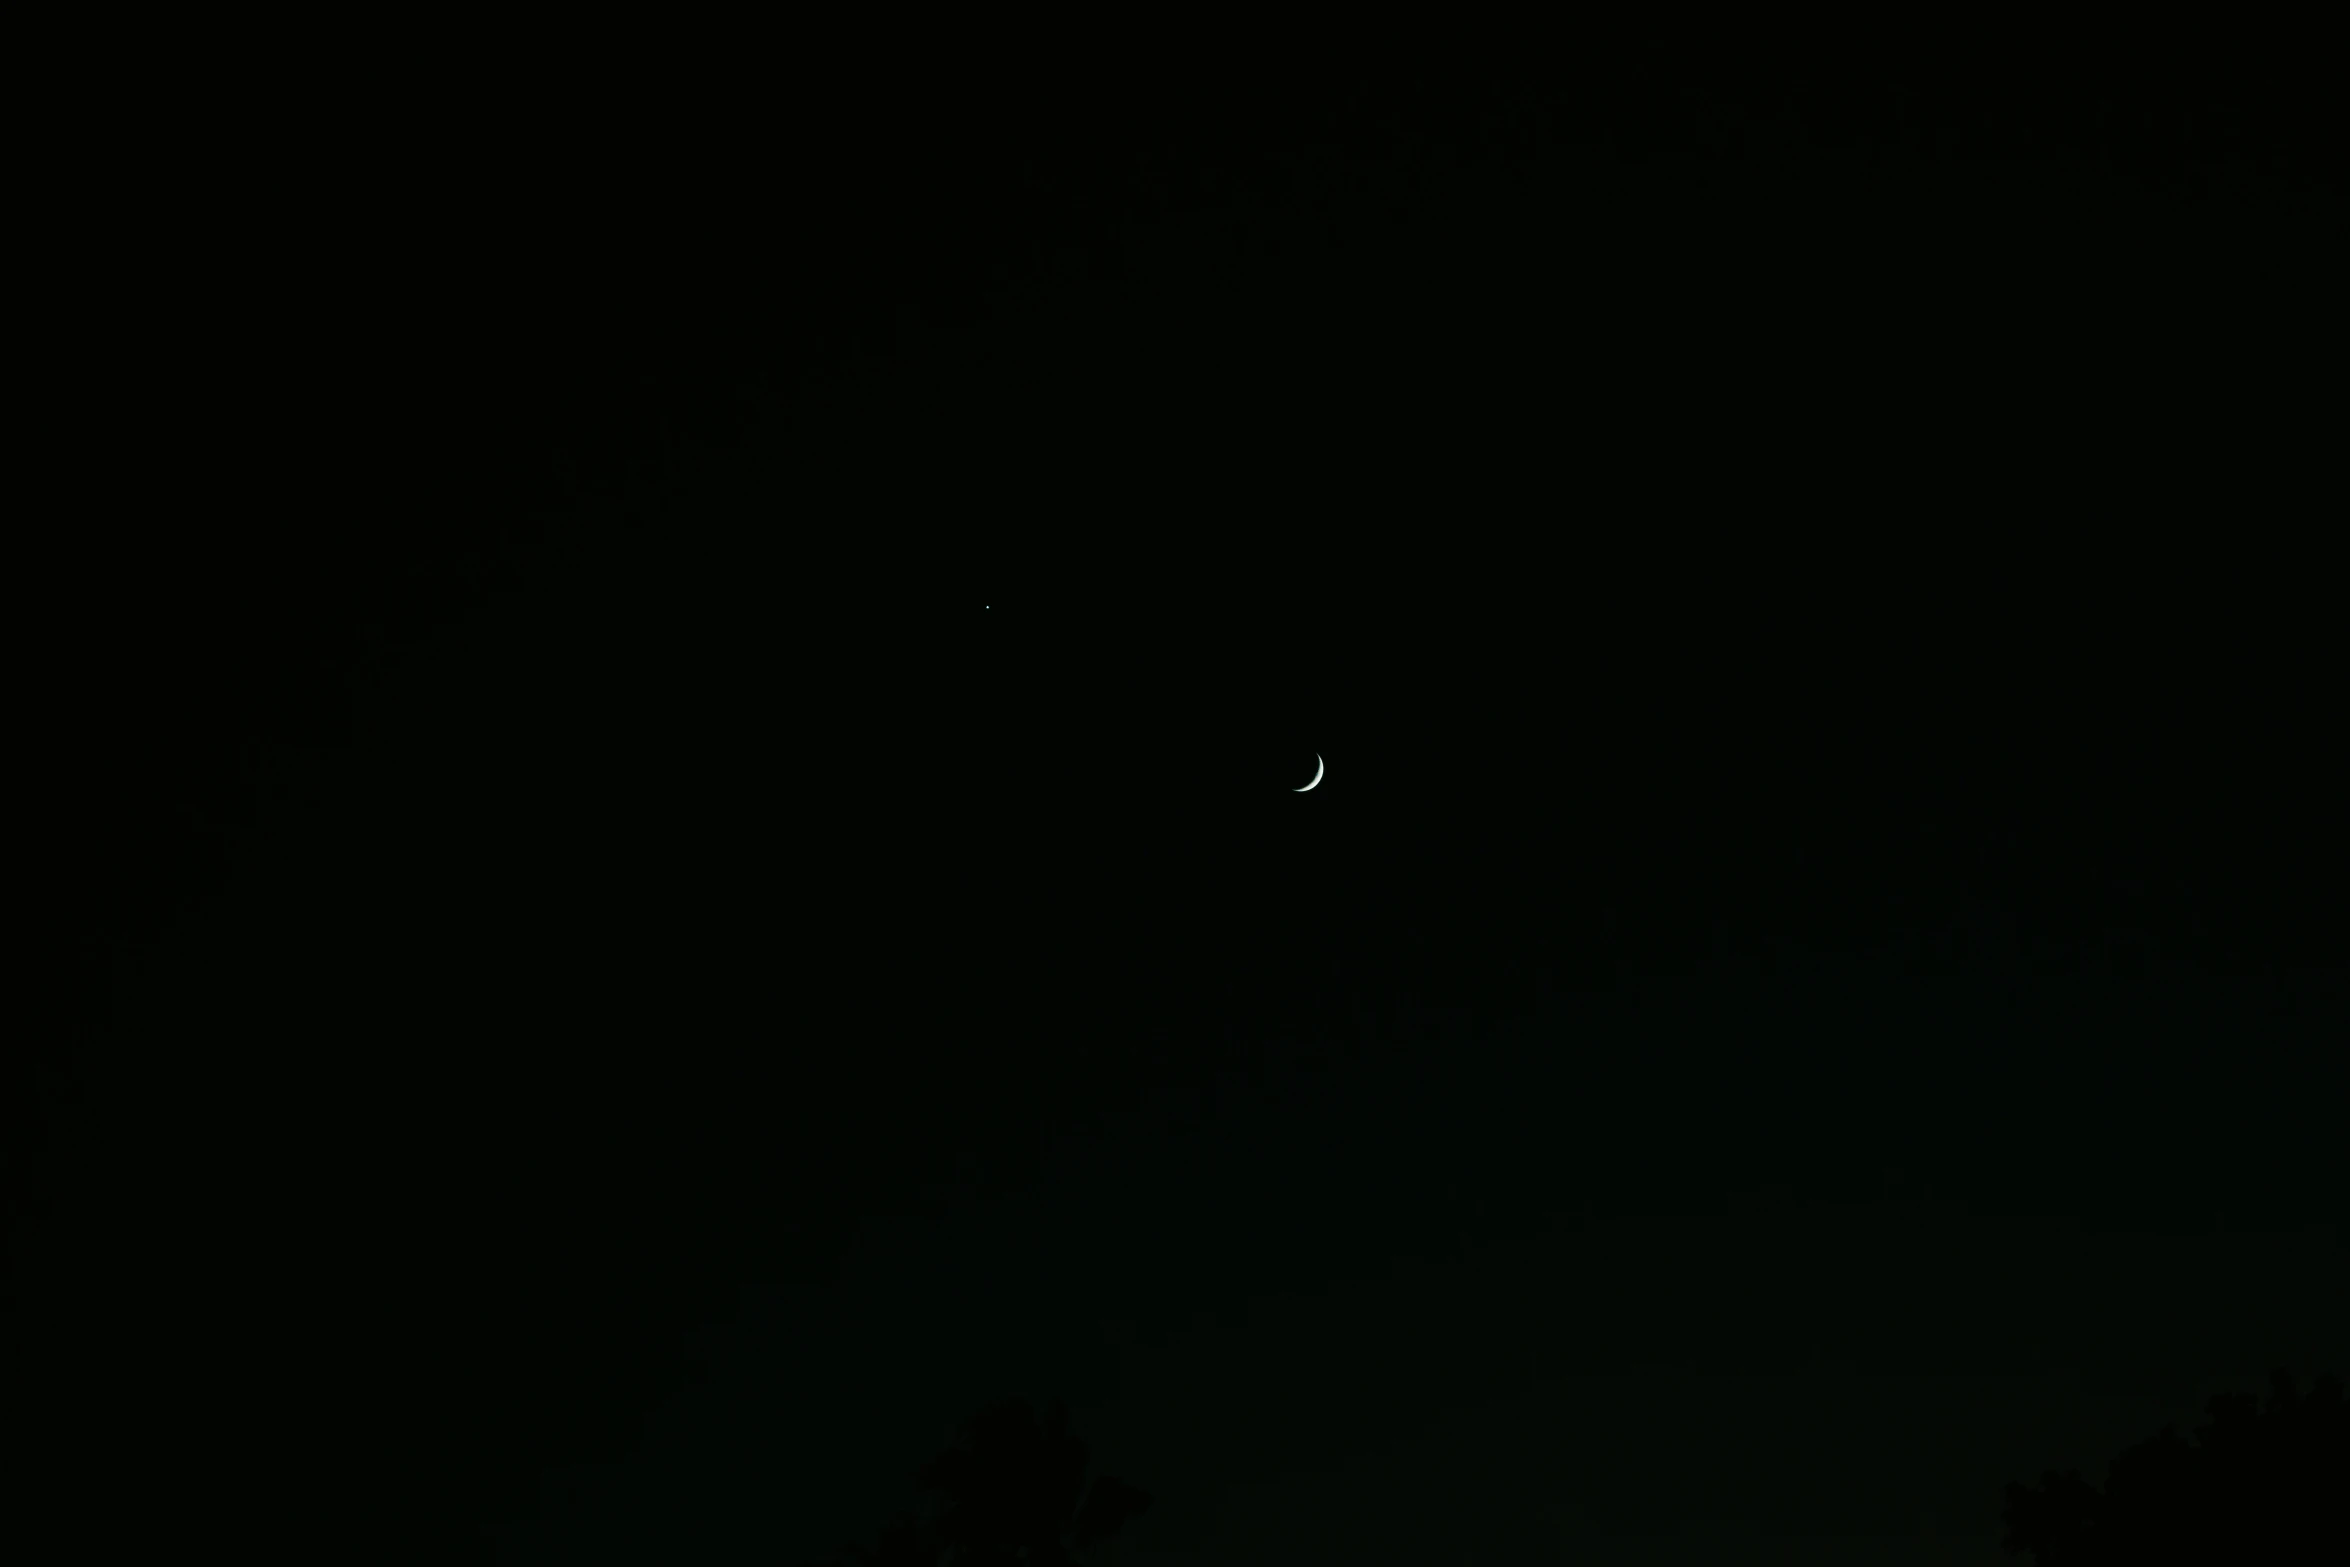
left=13, top=31, right=2348, bottom=1567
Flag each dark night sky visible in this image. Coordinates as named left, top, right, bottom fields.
left=12, top=31, right=2347, bottom=1567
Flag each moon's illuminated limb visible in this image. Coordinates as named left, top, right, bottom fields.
left=1296, top=754, right=1323, bottom=792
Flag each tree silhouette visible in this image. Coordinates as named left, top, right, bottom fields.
left=2000, top=1367, right=2347, bottom=1566
left=916, top=1397, right=1154, bottom=1567
left=831, top=1397, right=1153, bottom=1567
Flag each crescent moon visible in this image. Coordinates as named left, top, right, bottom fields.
left=1295, top=754, right=1324, bottom=792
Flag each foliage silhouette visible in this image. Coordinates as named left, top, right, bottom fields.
left=1999, top=1367, right=2347, bottom=1566
left=832, top=1397, right=1153, bottom=1567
